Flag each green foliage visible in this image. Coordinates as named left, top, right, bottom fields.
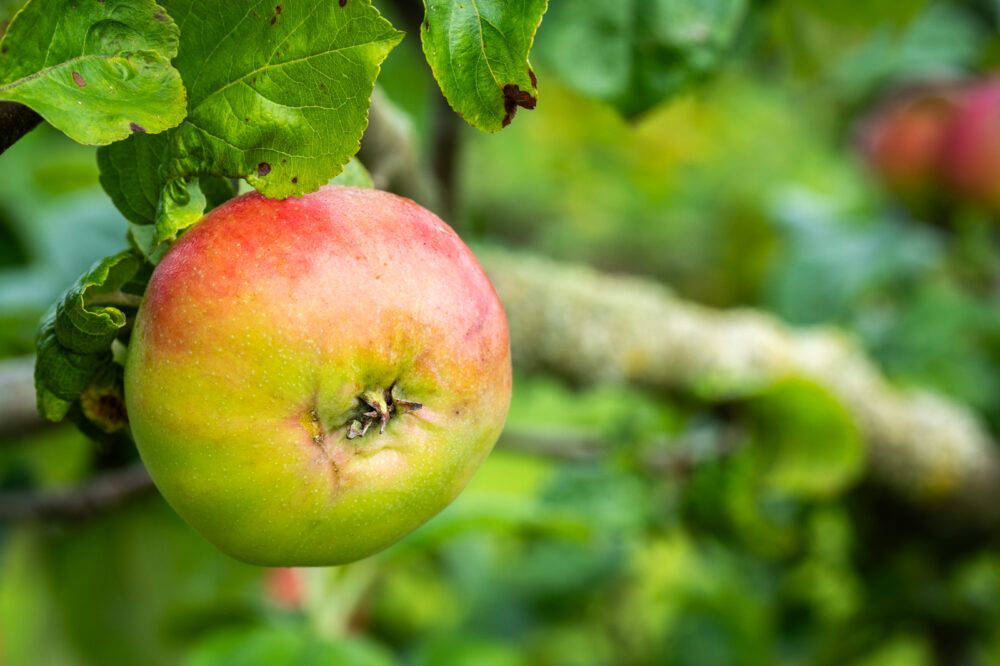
left=535, top=0, right=748, bottom=117
left=778, top=0, right=927, bottom=28
left=146, top=178, right=209, bottom=260
left=96, top=0, right=401, bottom=238
left=420, top=0, right=547, bottom=132
left=0, top=498, right=264, bottom=666
left=0, top=126, right=128, bottom=357
left=0, top=0, right=185, bottom=144
left=772, top=0, right=983, bottom=95
left=5, top=0, right=1000, bottom=663
left=33, top=250, right=143, bottom=423
left=95, top=131, right=170, bottom=227
left=187, top=626, right=394, bottom=666
left=745, top=378, right=864, bottom=499
left=331, top=157, right=375, bottom=189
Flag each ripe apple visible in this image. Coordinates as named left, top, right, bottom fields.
left=943, top=78, right=1000, bottom=210
left=125, top=186, right=512, bottom=566
left=858, top=84, right=963, bottom=202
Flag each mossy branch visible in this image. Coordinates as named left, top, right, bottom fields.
left=480, top=249, right=1000, bottom=523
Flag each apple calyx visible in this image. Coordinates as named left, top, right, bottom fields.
left=347, top=385, right=422, bottom=439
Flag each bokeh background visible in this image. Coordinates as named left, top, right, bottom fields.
left=5, top=1, right=1000, bottom=664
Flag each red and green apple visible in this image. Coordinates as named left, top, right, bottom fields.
left=125, top=186, right=512, bottom=566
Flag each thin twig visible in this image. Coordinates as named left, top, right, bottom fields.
left=0, top=463, right=154, bottom=522
left=359, top=89, right=442, bottom=210
left=430, top=91, right=462, bottom=219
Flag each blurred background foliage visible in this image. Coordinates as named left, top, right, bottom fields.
left=4, top=0, right=1000, bottom=664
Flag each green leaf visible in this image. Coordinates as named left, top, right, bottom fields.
left=97, top=132, right=170, bottom=225
left=154, top=178, right=206, bottom=244
left=535, top=0, right=747, bottom=117
left=745, top=377, right=864, bottom=498
left=124, top=177, right=207, bottom=263
left=421, top=0, right=548, bottom=132
left=331, top=157, right=375, bottom=188
left=34, top=251, right=144, bottom=423
left=98, top=0, right=401, bottom=211
left=0, top=0, right=186, bottom=145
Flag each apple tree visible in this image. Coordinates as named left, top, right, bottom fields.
left=5, top=1, right=1000, bottom=664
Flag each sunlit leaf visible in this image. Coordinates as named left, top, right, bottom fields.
left=421, top=0, right=547, bottom=131
left=0, top=0, right=186, bottom=144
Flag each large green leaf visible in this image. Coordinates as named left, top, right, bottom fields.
left=0, top=0, right=186, bottom=145
left=421, top=0, right=548, bottom=132
left=34, top=250, right=145, bottom=424
left=98, top=0, right=401, bottom=217
left=535, top=0, right=747, bottom=117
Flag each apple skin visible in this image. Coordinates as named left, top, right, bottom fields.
left=859, top=84, right=963, bottom=202
left=125, top=186, right=511, bottom=566
left=943, top=78, right=1000, bottom=210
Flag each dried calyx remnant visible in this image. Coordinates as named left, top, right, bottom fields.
left=347, top=384, right=422, bottom=439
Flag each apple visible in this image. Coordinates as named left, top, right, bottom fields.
left=124, top=186, right=512, bottom=566
left=943, top=78, right=1000, bottom=210
left=858, top=84, right=963, bottom=202
left=266, top=568, right=305, bottom=610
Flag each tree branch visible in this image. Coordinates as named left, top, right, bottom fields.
left=0, top=356, right=42, bottom=437
left=0, top=102, right=42, bottom=155
left=429, top=91, right=462, bottom=219
left=0, top=463, right=154, bottom=522
left=480, top=249, right=1000, bottom=524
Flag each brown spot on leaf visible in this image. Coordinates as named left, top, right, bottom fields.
left=257, top=162, right=271, bottom=176
left=153, top=11, right=168, bottom=21
left=339, top=0, right=347, bottom=6
left=129, top=122, right=146, bottom=133
left=529, top=68, right=537, bottom=88
left=502, top=83, right=536, bottom=127
left=72, top=71, right=86, bottom=87
left=291, top=176, right=298, bottom=184
left=270, top=4, right=281, bottom=24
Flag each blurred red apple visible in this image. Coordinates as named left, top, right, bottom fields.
left=944, top=78, right=1000, bottom=210
left=859, top=83, right=964, bottom=202
left=266, top=568, right=305, bottom=610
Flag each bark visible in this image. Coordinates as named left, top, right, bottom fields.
left=0, top=102, right=42, bottom=155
